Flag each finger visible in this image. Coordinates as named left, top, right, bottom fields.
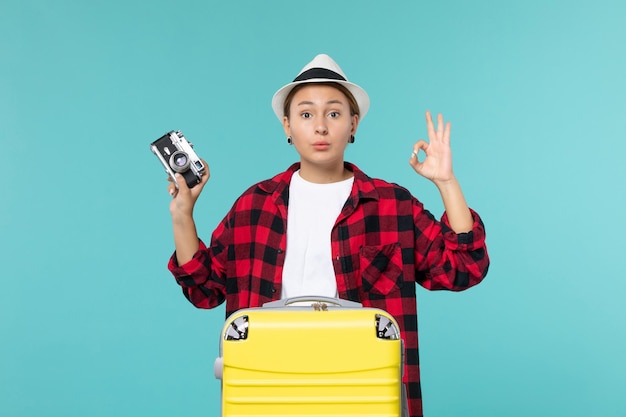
left=200, top=169, right=210, bottom=186
left=444, top=121, right=451, bottom=144
left=425, top=110, right=436, bottom=139
left=412, top=139, right=429, bottom=153
left=408, top=152, right=424, bottom=174
left=437, top=113, right=444, bottom=138
left=409, top=149, right=422, bottom=166
left=410, top=140, right=428, bottom=162
left=167, top=182, right=177, bottom=197
left=200, top=159, right=211, bottom=181
left=192, top=176, right=208, bottom=196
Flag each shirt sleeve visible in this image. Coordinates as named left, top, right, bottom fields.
left=167, top=218, right=230, bottom=309
left=415, top=208, right=489, bottom=291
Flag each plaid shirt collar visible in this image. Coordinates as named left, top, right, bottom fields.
left=258, top=162, right=380, bottom=210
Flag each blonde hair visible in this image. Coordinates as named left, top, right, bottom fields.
left=282, top=82, right=360, bottom=119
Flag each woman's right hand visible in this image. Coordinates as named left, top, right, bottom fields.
left=168, top=159, right=210, bottom=219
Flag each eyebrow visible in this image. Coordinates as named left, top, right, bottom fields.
left=296, top=99, right=345, bottom=107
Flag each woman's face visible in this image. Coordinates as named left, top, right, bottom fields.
left=283, top=84, right=359, bottom=174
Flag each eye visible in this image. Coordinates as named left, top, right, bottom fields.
left=328, top=111, right=340, bottom=118
left=300, top=112, right=312, bottom=119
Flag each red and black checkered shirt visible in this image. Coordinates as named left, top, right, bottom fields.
left=168, top=162, right=489, bottom=417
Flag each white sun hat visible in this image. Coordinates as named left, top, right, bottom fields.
left=271, top=53, right=370, bottom=122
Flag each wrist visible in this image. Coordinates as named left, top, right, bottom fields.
left=171, top=210, right=195, bottom=227
left=433, top=175, right=458, bottom=192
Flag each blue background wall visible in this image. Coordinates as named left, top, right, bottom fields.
left=1, top=1, right=625, bottom=416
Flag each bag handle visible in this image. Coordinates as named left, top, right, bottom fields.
left=263, top=296, right=362, bottom=308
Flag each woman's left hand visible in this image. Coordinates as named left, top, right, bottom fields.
left=409, top=111, right=455, bottom=184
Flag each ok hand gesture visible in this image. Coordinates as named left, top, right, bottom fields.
left=409, top=111, right=455, bottom=185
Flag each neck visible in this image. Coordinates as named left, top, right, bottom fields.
left=298, top=161, right=352, bottom=184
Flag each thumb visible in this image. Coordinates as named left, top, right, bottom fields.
left=409, top=154, right=424, bottom=175
left=174, top=173, right=191, bottom=193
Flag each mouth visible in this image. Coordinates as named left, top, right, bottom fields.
left=312, top=141, right=330, bottom=150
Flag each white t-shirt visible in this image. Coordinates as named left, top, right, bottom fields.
left=281, top=170, right=354, bottom=299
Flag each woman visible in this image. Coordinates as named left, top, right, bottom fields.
left=166, top=54, right=490, bottom=417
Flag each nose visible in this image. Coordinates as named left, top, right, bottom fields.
left=315, top=119, right=328, bottom=135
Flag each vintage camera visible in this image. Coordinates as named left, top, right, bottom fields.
left=150, top=130, right=206, bottom=189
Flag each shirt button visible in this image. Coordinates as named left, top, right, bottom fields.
left=277, top=249, right=283, bottom=254
left=271, top=287, right=277, bottom=293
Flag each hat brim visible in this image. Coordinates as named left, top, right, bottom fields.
left=272, top=78, right=370, bottom=122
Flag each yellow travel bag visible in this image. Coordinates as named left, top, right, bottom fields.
left=214, top=296, right=406, bottom=416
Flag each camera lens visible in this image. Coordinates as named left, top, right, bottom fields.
left=174, top=154, right=187, bottom=167
left=169, top=151, right=190, bottom=173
